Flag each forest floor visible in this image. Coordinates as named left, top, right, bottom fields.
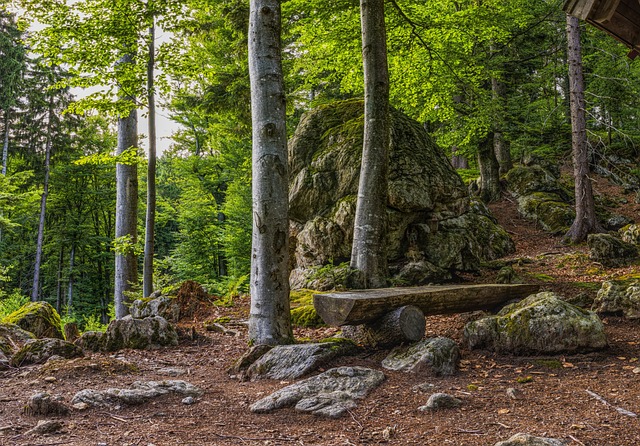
left=2, top=174, right=640, bottom=446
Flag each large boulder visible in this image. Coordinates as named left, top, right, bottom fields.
left=587, top=233, right=638, bottom=267
left=130, top=296, right=180, bottom=322
left=382, top=337, right=460, bottom=376
left=10, top=338, right=83, bottom=367
left=288, top=100, right=514, bottom=288
left=3, top=302, right=63, bottom=339
left=251, top=366, right=385, bottom=418
left=593, top=281, right=640, bottom=319
left=464, top=292, right=608, bottom=354
left=102, top=316, right=178, bottom=351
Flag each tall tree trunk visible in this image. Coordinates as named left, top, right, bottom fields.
left=476, top=133, right=501, bottom=203
left=492, top=77, right=512, bottom=175
left=350, top=0, right=390, bottom=289
left=247, top=0, right=293, bottom=345
left=143, top=23, right=156, bottom=298
left=67, top=243, right=75, bottom=315
left=2, top=109, right=9, bottom=176
left=55, top=245, right=64, bottom=313
left=31, top=97, right=54, bottom=301
left=564, top=15, right=603, bottom=243
left=450, top=146, right=469, bottom=169
left=114, top=53, right=139, bottom=319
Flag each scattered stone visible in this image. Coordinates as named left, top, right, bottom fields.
left=71, top=380, right=203, bottom=408
left=181, top=396, right=196, bottom=405
left=382, top=337, right=460, bottom=376
left=412, top=383, right=436, bottom=393
left=157, top=367, right=187, bottom=377
left=620, top=223, right=640, bottom=245
left=130, top=296, right=181, bottom=322
left=251, top=366, right=385, bottom=418
left=246, top=342, right=355, bottom=381
left=593, top=281, right=640, bottom=319
left=494, top=433, right=567, bottom=446
left=587, top=233, right=638, bottom=267
left=43, top=376, right=57, bottom=383
left=288, top=100, right=514, bottom=290
left=24, top=419, right=64, bottom=436
left=25, top=392, right=69, bottom=416
left=72, top=402, right=88, bottom=410
left=464, top=292, right=608, bottom=354
left=102, top=316, right=178, bottom=351
left=606, top=214, right=633, bottom=231
left=10, top=338, right=84, bottom=367
left=496, top=266, right=522, bottom=284
left=74, top=331, right=104, bottom=352
left=3, top=302, right=64, bottom=339
left=418, top=393, right=462, bottom=411
left=506, top=387, right=522, bottom=400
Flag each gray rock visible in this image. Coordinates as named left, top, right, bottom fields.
left=516, top=193, right=574, bottom=235
left=10, top=338, right=84, bottom=367
left=3, top=302, right=64, bottom=339
left=102, top=316, right=178, bottom=351
left=287, top=100, right=514, bottom=288
left=246, top=342, right=355, bottom=380
left=382, top=337, right=460, bottom=376
left=71, top=380, right=203, bottom=408
left=130, top=296, right=180, bottom=322
left=418, top=393, right=462, bottom=411
left=505, top=165, right=569, bottom=199
left=496, top=266, right=522, bottom=284
left=157, top=367, right=188, bottom=377
left=494, top=433, right=567, bottom=446
left=0, top=323, right=36, bottom=350
left=619, top=224, right=640, bottom=245
left=606, top=214, right=633, bottom=231
left=25, top=392, right=69, bottom=416
left=74, top=331, right=104, bottom=352
left=24, top=420, right=64, bottom=436
left=181, top=396, right=196, bottom=405
left=588, top=233, right=638, bottom=267
left=593, top=281, right=640, bottom=319
left=464, top=292, right=608, bottom=354
left=251, top=366, right=385, bottom=418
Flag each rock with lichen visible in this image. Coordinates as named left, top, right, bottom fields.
left=587, top=233, right=638, bottom=267
left=10, top=338, right=83, bottom=367
left=102, top=315, right=178, bottom=351
left=382, top=337, right=460, bottom=376
left=464, top=292, right=607, bottom=354
left=3, top=302, right=63, bottom=339
left=493, top=433, right=567, bottom=446
left=593, top=281, right=640, bottom=319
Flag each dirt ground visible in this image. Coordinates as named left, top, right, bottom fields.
left=2, top=176, right=640, bottom=446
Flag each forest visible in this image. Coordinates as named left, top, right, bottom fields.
left=2, top=1, right=640, bottom=332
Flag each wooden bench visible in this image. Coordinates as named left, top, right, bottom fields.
left=313, top=284, right=539, bottom=347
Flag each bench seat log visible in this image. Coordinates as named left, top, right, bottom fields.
left=313, top=284, right=540, bottom=326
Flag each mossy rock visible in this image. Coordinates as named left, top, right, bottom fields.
left=587, top=233, right=638, bottom=267
left=464, top=292, right=608, bottom=354
left=593, top=281, right=640, bottom=319
left=0, top=322, right=36, bottom=352
left=505, top=165, right=569, bottom=199
left=102, top=316, right=179, bottom=352
left=10, top=338, right=84, bottom=367
left=75, top=331, right=105, bottom=352
left=619, top=224, right=640, bottom=245
left=290, top=305, right=325, bottom=328
left=517, top=192, right=575, bottom=234
left=3, top=302, right=63, bottom=340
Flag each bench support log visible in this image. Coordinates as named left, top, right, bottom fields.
left=342, top=305, right=425, bottom=348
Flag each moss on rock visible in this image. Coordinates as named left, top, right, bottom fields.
left=3, top=302, right=63, bottom=339
left=10, top=338, right=83, bottom=367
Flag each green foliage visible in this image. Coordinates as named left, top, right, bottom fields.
left=457, top=168, right=480, bottom=185
left=0, top=291, right=29, bottom=319
left=82, top=313, right=109, bottom=333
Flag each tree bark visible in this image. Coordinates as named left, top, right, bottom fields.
left=55, top=245, right=64, bottom=314
left=66, top=243, right=75, bottom=315
left=247, top=0, right=293, bottom=345
left=341, top=305, right=425, bottom=348
left=450, top=146, right=469, bottom=169
left=2, top=109, right=9, bottom=176
left=564, top=14, right=603, bottom=243
left=490, top=52, right=512, bottom=176
left=350, top=0, right=390, bottom=289
left=31, top=97, right=54, bottom=302
left=476, top=132, right=501, bottom=203
left=143, top=23, right=156, bottom=298
left=114, top=53, right=139, bottom=319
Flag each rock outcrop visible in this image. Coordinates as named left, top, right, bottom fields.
left=3, top=302, right=64, bottom=339
left=102, top=316, right=178, bottom=351
left=593, top=281, right=640, bottom=319
left=288, top=100, right=514, bottom=289
left=587, top=233, right=638, bottom=267
left=464, top=292, right=607, bottom=354
left=11, top=338, right=83, bottom=367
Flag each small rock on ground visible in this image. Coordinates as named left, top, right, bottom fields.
left=494, top=433, right=567, bottom=446
left=24, top=420, right=64, bottom=436
left=382, top=337, right=460, bottom=376
left=25, top=392, right=69, bottom=416
left=418, top=392, right=462, bottom=411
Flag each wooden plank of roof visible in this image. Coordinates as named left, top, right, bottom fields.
left=564, top=0, right=602, bottom=20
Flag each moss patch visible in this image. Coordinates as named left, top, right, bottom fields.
left=3, top=301, right=63, bottom=339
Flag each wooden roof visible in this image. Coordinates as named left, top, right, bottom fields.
left=564, top=0, right=640, bottom=57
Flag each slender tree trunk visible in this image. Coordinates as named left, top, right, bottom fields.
left=31, top=97, right=54, bottom=301
left=492, top=78, right=512, bottom=175
left=114, top=53, right=139, bottom=319
left=350, top=0, right=390, bottom=289
left=55, top=245, right=64, bottom=313
left=564, top=15, right=603, bottom=243
left=143, top=23, right=156, bottom=298
left=2, top=109, right=9, bottom=176
left=476, top=132, right=501, bottom=203
left=67, top=243, right=75, bottom=315
left=450, top=146, right=469, bottom=169
left=247, top=0, right=293, bottom=345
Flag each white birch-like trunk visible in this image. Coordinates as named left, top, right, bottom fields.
left=114, top=54, right=139, bottom=318
left=247, top=0, right=293, bottom=345
left=350, top=0, right=390, bottom=289
left=143, top=23, right=156, bottom=298
left=31, top=98, right=54, bottom=301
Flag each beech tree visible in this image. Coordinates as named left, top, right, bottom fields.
left=247, top=0, right=293, bottom=345
left=564, top=14, right=602, bottom=243
left=350, top=0, right=390, bottom=288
